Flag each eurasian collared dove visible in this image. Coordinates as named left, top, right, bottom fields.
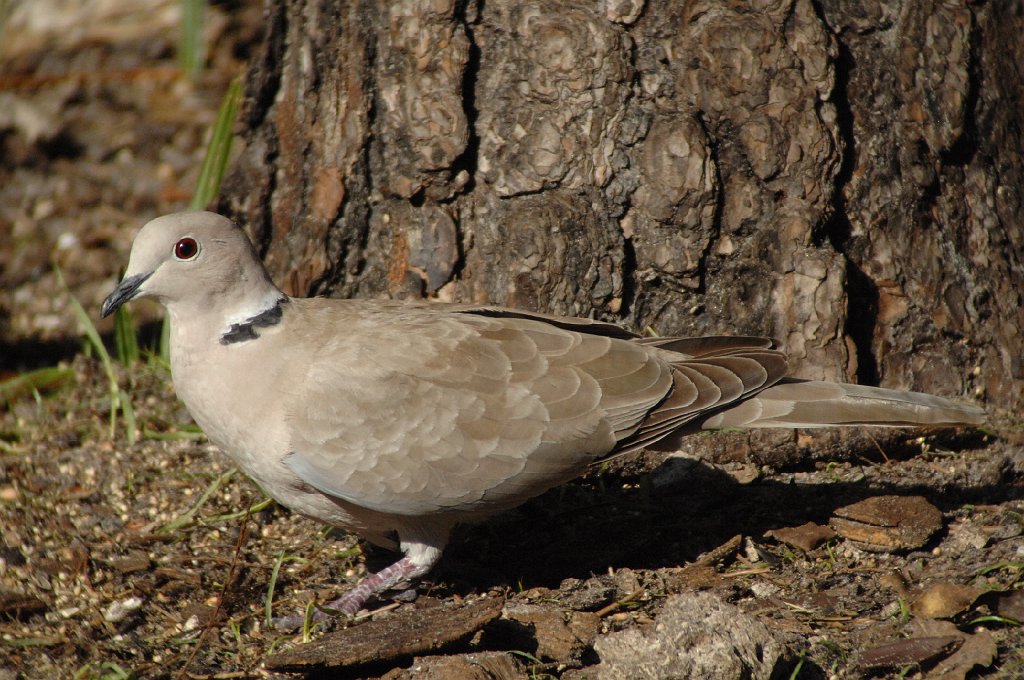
left=101, top=211, right=985, bottom=624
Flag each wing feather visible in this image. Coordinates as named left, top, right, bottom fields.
left=283, top=307, right=634, bottom=516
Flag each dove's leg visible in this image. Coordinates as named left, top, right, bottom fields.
left=323, top=555, right=423, bottom=615
left=274, top=540, right=442, bottom=630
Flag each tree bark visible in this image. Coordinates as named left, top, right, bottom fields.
left=218, top=0, right=1021, bottom=462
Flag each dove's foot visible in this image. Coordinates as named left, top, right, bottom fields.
left=273, top=556, right=420, bottom=631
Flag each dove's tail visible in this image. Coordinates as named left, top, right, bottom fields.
left=697, top=379, right=986, bottom=430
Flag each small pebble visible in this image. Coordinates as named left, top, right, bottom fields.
left=104, top=596, right=143, bottom=623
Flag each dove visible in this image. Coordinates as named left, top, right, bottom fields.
left=101, top=211, right=985, bottom=625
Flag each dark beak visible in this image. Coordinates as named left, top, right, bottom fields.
left=101, top=271, right=152, bottom=318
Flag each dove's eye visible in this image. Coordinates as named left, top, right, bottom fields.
left=174, top=237, right=200, bottom=260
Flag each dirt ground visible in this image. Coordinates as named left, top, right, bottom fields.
left=1, top=2, right=1022, bottom=679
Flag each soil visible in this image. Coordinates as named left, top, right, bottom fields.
left=1, top=3, right=1021, bottom=679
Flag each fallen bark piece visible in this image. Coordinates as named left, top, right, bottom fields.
left=830, top=495, right=943, bottom=552
left=589, top=592, right=785, bottom=679
left=929, top=629, right=997, bottom=680
left=500, top=603, right=600, bottom=663
left=766, top=522, right=837, bottom=552
left=263, top=597, right=504, bottom=672
left=986, top=588, right=1024, bottom=622
left=911, top=582, right=983, bottom=619
left=856, top=635, right=962, bottom=669
left=911, top=619, right=998, bottom=680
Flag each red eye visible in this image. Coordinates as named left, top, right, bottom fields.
left=174, top=237, right=199, bottom=260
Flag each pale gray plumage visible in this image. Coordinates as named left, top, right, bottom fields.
left=101, top=211, right=985, bottom=624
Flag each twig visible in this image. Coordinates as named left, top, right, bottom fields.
left=176, top=499, right=254, bottom=680
left=866, top=431, right=890, bottom=463
left=595, top=588, right=647, bottom=617
left=722, top=567, right=773, bottom=578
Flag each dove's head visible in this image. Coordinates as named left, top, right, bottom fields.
left=101, top=211, right=279, bottom=319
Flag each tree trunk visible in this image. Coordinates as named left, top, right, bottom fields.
left=218, top=0, right=1021, bottom=463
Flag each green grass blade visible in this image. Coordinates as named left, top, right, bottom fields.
left=968, top=614, right=1021, bottom=626
left=118, top=389, right=137, bottom=446
left=113, top=304, right=140, bottom=365
left=56, top=265, right=128, bottom=440
left=265, top=551, right=307, bottom=628
left=204, top=496, right=273, bottom=524
left=141, top=426, right=206, bottom=441
left=57, top=266, right=114, bottom=383
left=788, top=655, right=806, bottom=680
left=0, top=366, right=74, bottom=402
left=302, top=601, right=316, bottom=643
left=160, top=468, right=237, bottom=533
left=179, top=0, right=206, bottom=79
left=159, top=315, right=172, bottom=364
left=191, top=76, right=243, bottom=209
left=0, top=635, right=65, bottom=647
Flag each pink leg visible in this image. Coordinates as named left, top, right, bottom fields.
left=274, top=556, right=419, bottom=631
left=320, top=556, right=419, bottom=616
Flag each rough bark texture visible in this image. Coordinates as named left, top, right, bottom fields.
left=218, top=0, right=1022, bottom=459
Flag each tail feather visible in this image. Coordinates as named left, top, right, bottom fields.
left=699, top=379, right=986, bottom=430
